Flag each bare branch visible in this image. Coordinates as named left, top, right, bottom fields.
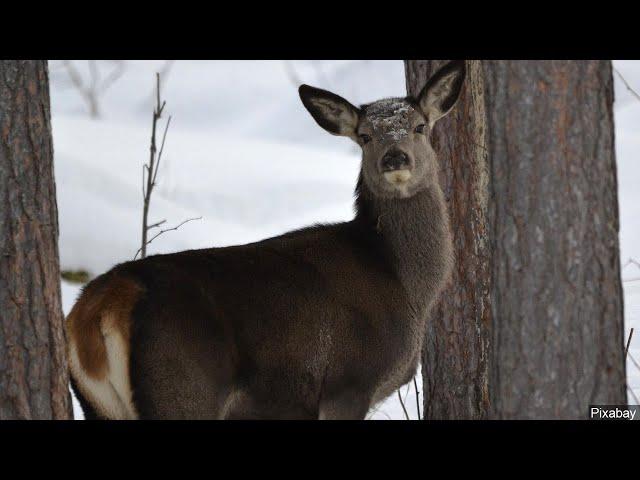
left=134, top=216, right=202, bottom=260
left=142, top=61, right=175, bottom=109
left=397, top=389, right=410, bottom=420
left=614, top=67, right=640, bottom=103
left=62, top=60, right=99, bottom=118
left=136, top=71, right=201, bottom=262
left=149, top=216, right=202, bottom=242
left=147, top=219, right=167, bottom=229
left=88, top=60, right=99, bottom=95
left=61, top=61, right=125, bottom=118
left=140, top=72, right=169, bottom=259
left=413, top=376, right=421, bottom=420
left=61, top=61, right=84, bottom=91
left=99, top=60, right=126, bottom=93
left=629, top=350, right=640, bottom=372
left=624, top=328, right=637, bottom=409
left=152, top=116, right=172, bottom=187
left=623, top=258, right=640, bottom=270
left=626, top=328, right=635, bottom=359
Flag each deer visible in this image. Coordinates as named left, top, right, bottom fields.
left=66, top=60, right=466, bottom=420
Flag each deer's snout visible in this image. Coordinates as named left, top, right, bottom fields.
left=381, top=149, right=413, bottom=188
left=381, top=150, right=411, bottom=172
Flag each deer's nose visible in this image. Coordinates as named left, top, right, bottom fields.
left=381, top=151, right=410, bottom=172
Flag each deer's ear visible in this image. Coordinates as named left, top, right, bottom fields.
left=299, top=84, right=360, bottom=138
left=417, top=60, right=466, bottom=126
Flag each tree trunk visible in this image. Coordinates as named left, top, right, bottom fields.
left=484, top=60, right=626, bottom=418
left=406, top=60, right=491, bottom=419
left=0, top=60, right=72, bottom=419
left=406, top=60, right=626, bottom=419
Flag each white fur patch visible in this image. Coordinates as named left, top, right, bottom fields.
left=102, top=322, right=138, bottom=419
left=68, top=316, right=138, bottom=420
left=384, top=170, right=412, bottom=185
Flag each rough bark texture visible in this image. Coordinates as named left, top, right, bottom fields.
left=484, top=61, right=625, bottom=418
left=406, top=60, right=626, bottom=419
left=0, top=60, right=72, bottom=419
left=406, top=60, right=491, bottom=419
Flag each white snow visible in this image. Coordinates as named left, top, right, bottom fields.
left=52, top=60, right=640, bottom=419
left=60, top=280, right=85, bottom=420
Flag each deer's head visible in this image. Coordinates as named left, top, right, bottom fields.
left=299, top=60, right=466, bottom=199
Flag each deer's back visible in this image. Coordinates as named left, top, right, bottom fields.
left=66, top=222, right=418, bottom=419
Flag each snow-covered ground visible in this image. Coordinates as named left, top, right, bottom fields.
left=52, top=60, right=640, bottom=420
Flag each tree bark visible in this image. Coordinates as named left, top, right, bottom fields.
left=406, top=60, right=626, bottom=419
left=0, top=60, right=72, bottom=419
left=406, top=60, right=491, bottom=419
left=484, top=61, right=626, bottom=418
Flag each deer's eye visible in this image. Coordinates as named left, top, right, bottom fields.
left=359, top=134, right=372, bottom=144
left=415, top=124, right=427, bottom=134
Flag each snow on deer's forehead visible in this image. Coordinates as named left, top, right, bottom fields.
left=364, top=98, right=414, bottom=141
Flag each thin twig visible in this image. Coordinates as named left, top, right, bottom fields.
left=614, top=67, right=640, bottom=103
left=99, top=60, right=125, bottom=93
left=146, top=216, right=202, bottom=244
left=623, top=258, right=640, bottom=270
left=397, top=390, right=410, bottom=420
left=134, top=216, right=202, bottom=260
left=61, top=60, right=125, bottom=118
left=413, top=376, right=421, bottom=420
left=88, top=60, right=99, bottom=96
left=147, top=219, right=167, bottom=229
left=140, top=72, right=166, bottom=259
left=621, top=259, right=640, bottom=282
left=626, top=328, right=635, bottom=359
left=62, top=60, right=99, bottom=118
left=142, top=60, right=175, bottom=108
left=629, top=350, right=640, bottom=372
left=152, top=116, right=172, bottom=187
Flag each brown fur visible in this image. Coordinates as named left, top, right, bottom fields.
left=66, top=275, right=143, bottom=380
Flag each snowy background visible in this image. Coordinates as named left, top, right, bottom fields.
left=49, top=60, right=640, bottom=420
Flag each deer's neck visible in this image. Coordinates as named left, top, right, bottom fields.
left=355, top=176, right=453, bottom=316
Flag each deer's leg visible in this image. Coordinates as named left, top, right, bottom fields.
left=318, top=390, right=371, bottom=420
